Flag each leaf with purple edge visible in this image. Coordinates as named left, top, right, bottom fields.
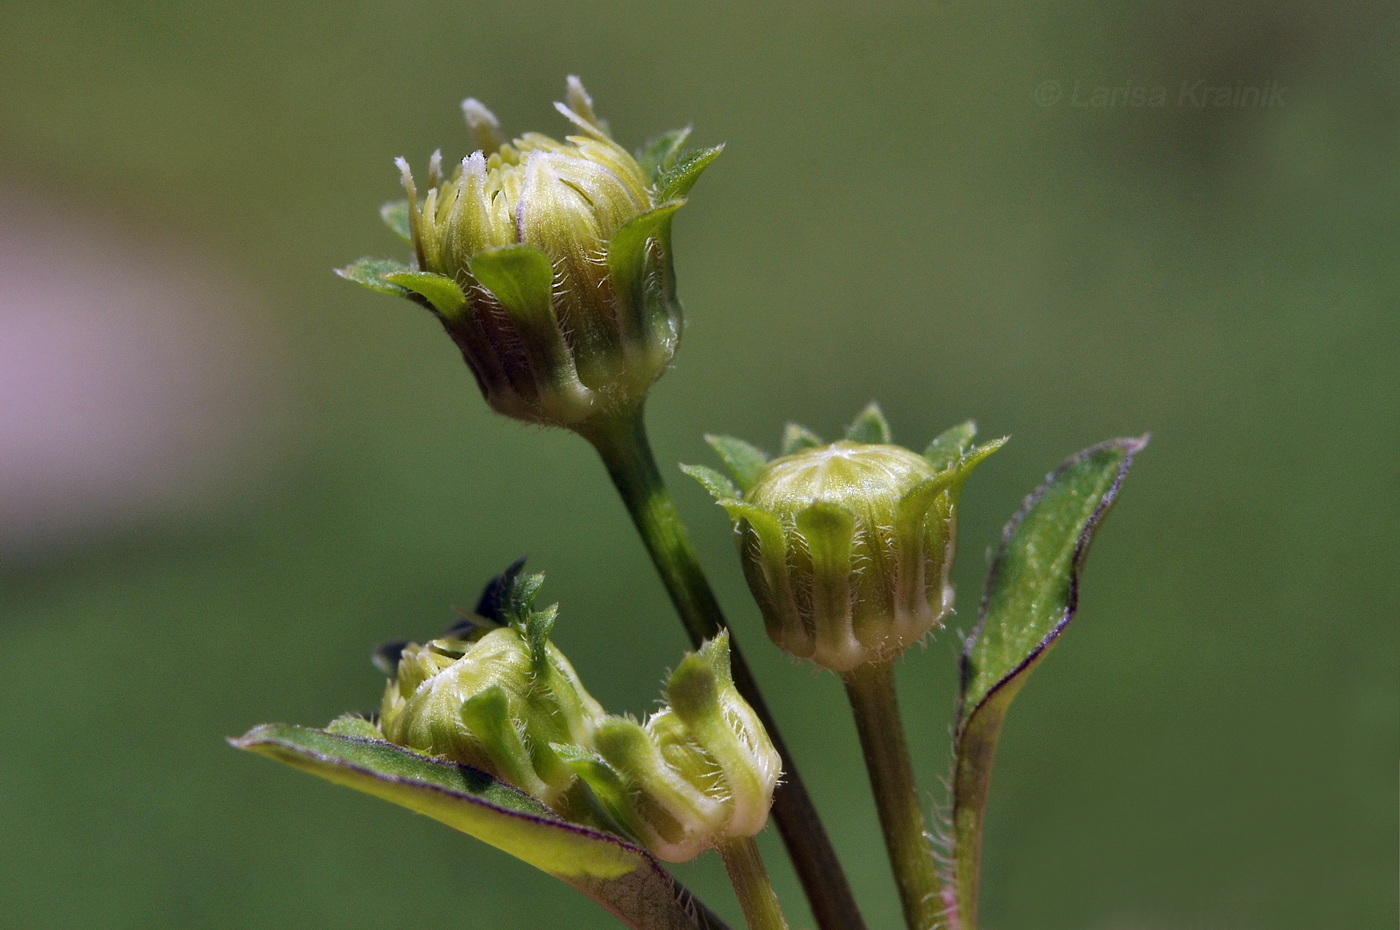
left=231, top=724, right=730, bottom=930
left=949, top=436, right=1147, bottom=929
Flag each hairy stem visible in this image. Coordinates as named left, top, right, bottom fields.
left=843, top=660, right=945, bottom=930
left=582, top=405, right=866, bottom=930
left=718, top=837, right=791, bottom=930
left=948, top=710, right=1004, bottom=930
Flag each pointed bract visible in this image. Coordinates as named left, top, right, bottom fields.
left=924, top=420, right=977, bottom=471
left=380, top=200, right=413, bottom=243
left=780, top=423, right=824, bottom=455
left=680, top=463, right=741, bottom=503
left=336, top=257, right=413, bottom=297
left=703, top=434, right=770, bottom=491
left=636, top=127, right=693, bottom=182
left=845, top=402, right=892, bottom=444
left=656, top=144, right=725, bottom=202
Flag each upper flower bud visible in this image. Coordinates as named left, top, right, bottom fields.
left=570, top=631, right=781, bottom=863
left=684, top=404, right=1005, bottom=674
left=339, top=77, right=723, bottom=431
left=376, top=564, right=606, bottom=813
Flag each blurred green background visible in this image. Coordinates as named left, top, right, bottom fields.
left=1, top=2, right=1395, bottom=928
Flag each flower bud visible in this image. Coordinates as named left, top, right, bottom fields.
left=578, top=632, right=781, bottom=862
left=685, top=404, right=1005, bottom=674
left=339, top=77, right=723, bottom=430
left=377, top=568, right=606, bottom=811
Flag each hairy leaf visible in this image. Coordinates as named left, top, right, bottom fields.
left=232, top=724, right=730, bottom=930
left=704, top=434, right=770, bottom=492
left=950, top=436, right=1146, bottom=928
left=336, top=257, right=413, bottom=297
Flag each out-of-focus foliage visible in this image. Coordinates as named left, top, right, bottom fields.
left=0, top=2, right=1393, bottom=928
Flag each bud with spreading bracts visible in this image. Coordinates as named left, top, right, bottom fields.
left=563, top=631, right=782, bottom=863
left=338, top=77, right=722, bottom=431
left=685, top=404, right=1005, bottom=675
left=373, top=564, right=607, bottom=816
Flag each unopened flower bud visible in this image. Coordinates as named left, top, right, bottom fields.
left=377, top=568, right=606, bottom=811
left=685, top=404, right=1004, bottom=674
left=581, top=632, right=780, bottom=862
left=339, top=77, right=722, bottom=431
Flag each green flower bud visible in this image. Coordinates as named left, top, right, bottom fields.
left=582, top=632, right=781, bottom=863
left=339, top=77, right=723, bottom=430
left=377, top=568, right=606, bottom=811
left=685, top=404, right=1005, bottom=674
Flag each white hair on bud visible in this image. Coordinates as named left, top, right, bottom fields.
left=428, top=149, right=443, bottom=188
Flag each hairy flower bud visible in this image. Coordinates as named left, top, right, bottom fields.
left=685, top=404, right=1005, bottom=674
left=339, top=77, right=722, bottom=430
left=377, top=569, right=606, bottom=812
left=571, top=632, right=781, bottom=862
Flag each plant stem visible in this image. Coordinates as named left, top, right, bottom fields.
left=843, top=660, right=945, bottom=930
left=948, top=714, right=1004, bottom=930
left=582, top=405, right=867, bottom=930
left=718, top=837, right=791, bottom=930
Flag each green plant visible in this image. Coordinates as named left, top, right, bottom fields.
left=234, top=78, right=1146, bottom=930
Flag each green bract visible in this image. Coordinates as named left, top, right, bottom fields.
left=338, top=77, right=722, bottom=430
left=686, top=404, right=1005, bottom=674
left=571, top=632, right=781, bottom=863
left=376, top=568, right=607, bottom=818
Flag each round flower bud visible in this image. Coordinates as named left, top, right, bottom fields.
left=379, top=619, right=606, bottom=811
left=338, top=77, right=723, bottom=431
left=684, top=405, right=1005, bottom=674
left=582, top=632, right=781, bottom=862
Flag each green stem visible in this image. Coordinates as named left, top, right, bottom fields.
left=582, top=404, right=867, bottom=930
left=718, top=837, right=791, bottom=930
left=843, top=660, right=945, bottom=930
left=948, top=711, right=1005, bottom=930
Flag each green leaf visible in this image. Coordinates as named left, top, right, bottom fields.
left=383, top=270, right=467, bottom=319
left=607, top=200, right=686, bottom=310
left=718, top=503, right=798, bottom=643
left=232, top=724, right=730, bottom=930
left=795, top=503, right=855, bottom=636
left=703, top=434, right=769, bottom=492
left=470, top=246, right=587, bottom=395
left=380, top=200, right=412, bottom=243
left=924, top=421, right=977, bottom=472
left=680, top=463, right=741, bottom=503
left=636, top=127, right=693, bottom=182
left=555, top=743, right=644, bottom=839
left=845, top=402, right=892, bottom=444
left=468, top=245, right=555, bottom=317
left=949, top=436, right=1147, bottom=929
left=335, top=257, right=413, bottom=297
left=893, top=471, right=959, bottom=536
left=958, top=436, right=1145, bottom=716
left=325, top=714, right=383, bottom=740
left=780, top=423, right=824, bottom=456
left=658, top=144, right=725, bottom=202
left=949, top=437, right=1009, bottom=498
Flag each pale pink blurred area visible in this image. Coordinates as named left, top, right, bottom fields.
left=0, top=188, right=292, bottom=553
